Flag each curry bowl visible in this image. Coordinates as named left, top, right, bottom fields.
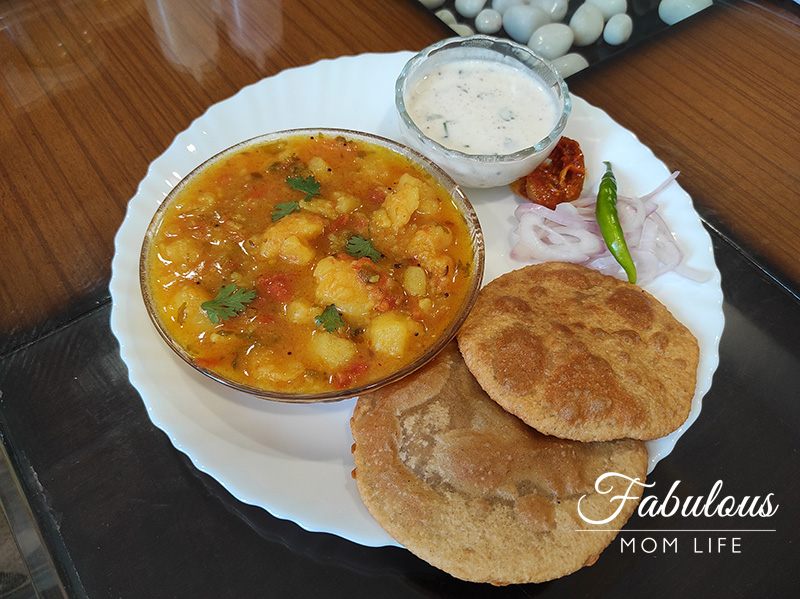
left=140, top=128, right=485, bottom=403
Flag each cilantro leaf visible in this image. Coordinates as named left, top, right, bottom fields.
left=201, top=284, right=256, bottom=324
left=271, top=201, right=300, bottom=222
left=315, top=304, right=344, bottom=333
left=286, top=174, right=321, bottom=202
left=346, top=235, right=382, bottom=262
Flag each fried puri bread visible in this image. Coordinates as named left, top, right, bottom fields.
left=350, top=343, right=648, bottom=585
left=456, top=262, right=699, bottom=442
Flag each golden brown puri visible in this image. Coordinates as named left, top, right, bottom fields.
left=350, top=343, right=648, bottom=586
left=457, top=262, right=699, bottom=442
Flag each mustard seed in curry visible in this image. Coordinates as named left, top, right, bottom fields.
left=143, top=132, right=479, bottom=397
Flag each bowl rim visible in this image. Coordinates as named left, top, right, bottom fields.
left=139, top=127, right=485, bottom=403
left=395, top=34, right=572, bottom=164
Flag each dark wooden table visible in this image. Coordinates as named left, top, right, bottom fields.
left=1, top=1, right=799, bottom=597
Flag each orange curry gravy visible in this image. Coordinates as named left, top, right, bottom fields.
left=145, top=133, right=477, bottom=396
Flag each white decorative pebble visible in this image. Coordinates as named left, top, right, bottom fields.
left=451, top=22, right=476, bottom=36
left=475, top=8, right=504, bottom=33
left=455, top=0, right=487, bottom=19
left=503, top=5, right=550, bottom=44
left=491, top=0, right=525, bottom=15
left=528, top=23, right=574, bottom=60
left=569, top=3, right=605, bottom=46
left=603, top=13, right=633, bottom=44
left=658, top=0, right=713, bottom=25
left=551, top=52, right=590, bottom=78
left=419, top=0, right=447, bottom=9
left=529, top=0, right=569, bottom=23
left=435, top=8, right=458, bottom=25
left=587, top=0, right=628, bottom=21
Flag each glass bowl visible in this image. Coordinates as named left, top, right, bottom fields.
left=140, top=128, right=485, bottom=403
left=395, top=35, right=571, bottom=189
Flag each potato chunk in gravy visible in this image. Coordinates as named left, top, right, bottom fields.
left=144, top=132, right=478, bottom=396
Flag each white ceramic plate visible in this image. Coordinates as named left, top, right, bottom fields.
left=110, top=51, right=724, bottom=548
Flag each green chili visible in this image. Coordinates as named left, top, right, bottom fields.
left=596, top=162, right=637, bottom=284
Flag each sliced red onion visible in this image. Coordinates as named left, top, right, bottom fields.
left=512, top=210, right=605, bottom=263
left=511, top=172, right=713, bottom=286
left=514, top=201, right=589, bottom=230
left=640, top=171, right=680, bottom=202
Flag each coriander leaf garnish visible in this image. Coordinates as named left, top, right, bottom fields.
left=201, top=284, right=256, bottom=324
left=315, top=304, right=344, bottom=333
left=286, top=174, right=321, bottom=202
left=346, top=235, right=382, bottom=262
left=271, top=201, right=300, bottom=221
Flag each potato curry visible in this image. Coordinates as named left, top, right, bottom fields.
left=143, top=132, right=478, bottom=396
